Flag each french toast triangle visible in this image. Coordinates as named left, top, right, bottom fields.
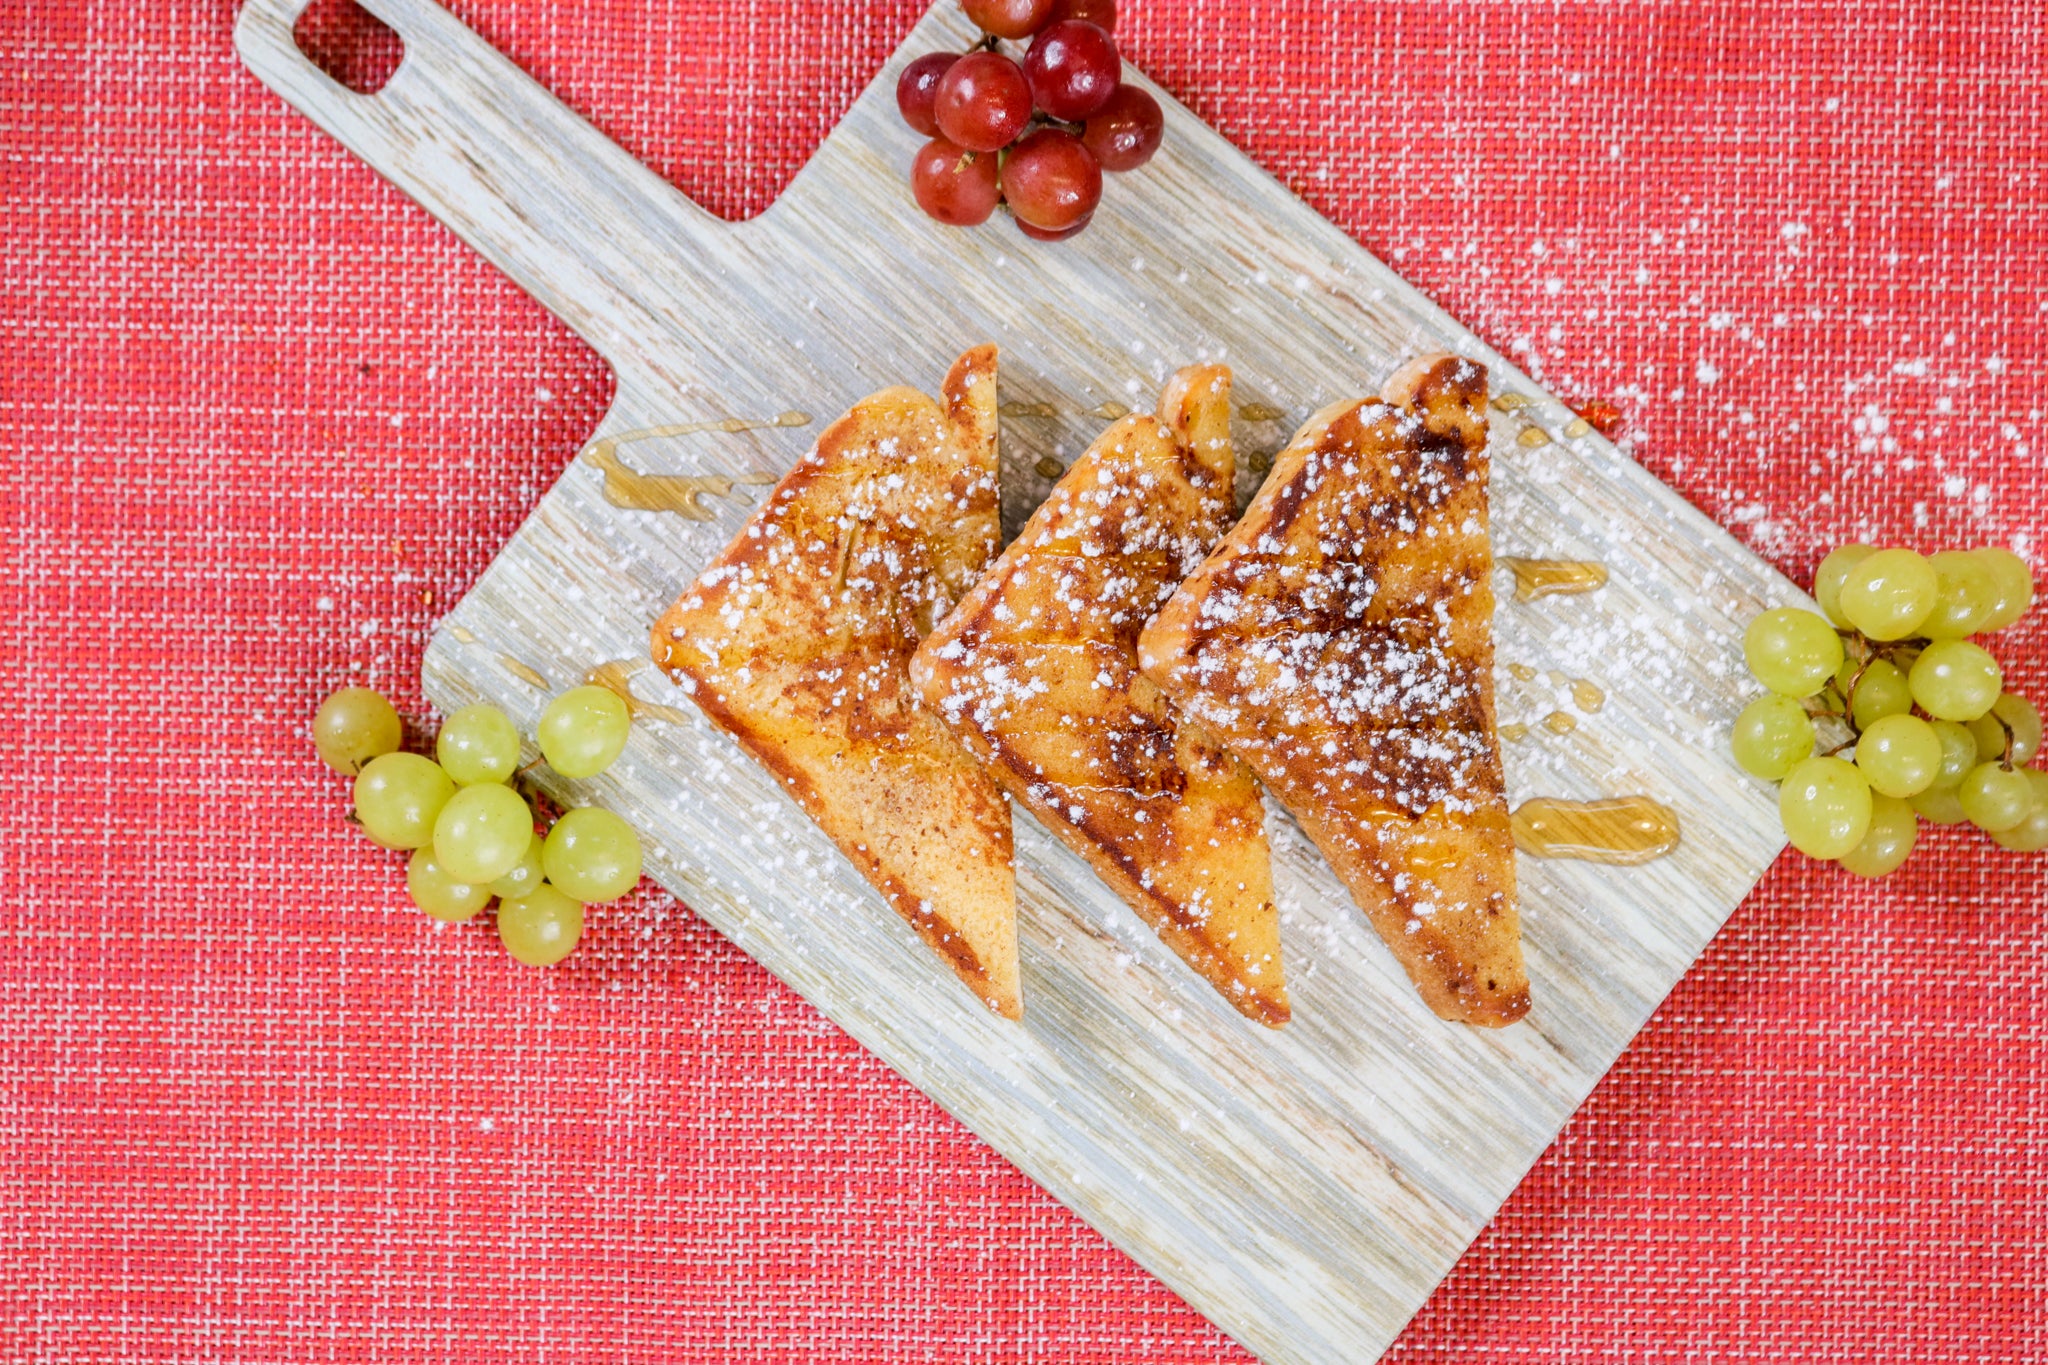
left=912, top=366, right=1289, bottom=1027
left=650, top=346, right=1022, bottom=1020
left=1137, top=353, right=1529, bottom=1028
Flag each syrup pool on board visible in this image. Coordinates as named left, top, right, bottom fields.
left=1497, top=558, right=1610, bottom=601
left=1511, top=796, right=1681, bottom=864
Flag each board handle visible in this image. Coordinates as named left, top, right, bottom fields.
left=234, top=0, right=741, bottom=379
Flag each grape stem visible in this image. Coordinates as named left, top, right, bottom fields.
left=1839, top=653, right=1874, bottom=730
left=1812, top=630, right=1923, bottom=736
left=1817, top=627, right=2017, bottom=768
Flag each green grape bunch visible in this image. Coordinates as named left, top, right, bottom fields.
left=314, top=685, right=651, bottom=966
left=1733, top=543, right=2045, bottom=872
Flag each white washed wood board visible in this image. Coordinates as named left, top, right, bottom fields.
left=237, top=1, right=1797, bottom=1359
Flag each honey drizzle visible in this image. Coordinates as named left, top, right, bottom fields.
left=1500, top=668, right=1602, bottom=738
left=579, top=412, right=804, bottom=519
left=1512, top=796, right=1681, bottom=865
left=586, top=659, right=694, bottom=725
left=1499, top=557, right=1610, bottom=600
left=582, top=448, right=771, bottom=519
left=501, top=656, right=547, bottom=689
left=441, top=624, right=544, bottom=688
left=986, top=399, right=1283, bottom=425
left=1516, top=426, right=1553, bottom=449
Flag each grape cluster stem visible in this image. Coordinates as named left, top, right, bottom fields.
left=1989, top=713, right=2017, bottom=769
left=1815, top=629, right=2017, bottom=768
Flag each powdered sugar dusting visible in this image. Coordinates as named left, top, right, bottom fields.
left=913, top=382, right=1288, bottom=1023
left=1150, top=373, right=1501, bottom=823
left=1138, top=358, right=1526, bottom=1022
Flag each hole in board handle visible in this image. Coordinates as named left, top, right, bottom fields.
left=294, top=0, right=405, bottom=95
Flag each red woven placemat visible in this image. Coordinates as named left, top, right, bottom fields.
left=5, top=1, right=2044, bottom=1360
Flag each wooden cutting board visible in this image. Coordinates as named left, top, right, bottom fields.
left=238, top=2, right=1795, bottom=1359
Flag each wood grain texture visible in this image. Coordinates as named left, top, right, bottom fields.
left=236, top=2, right=1797, bottom=1360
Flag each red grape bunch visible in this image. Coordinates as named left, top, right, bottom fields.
left=896, top=0, right=1164, bottom=240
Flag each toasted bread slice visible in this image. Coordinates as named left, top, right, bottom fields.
left=912, top=367, right=1288, bottom=1027
left=650, top=347, right=1020, bottom=1018
left=1138, top=354, right=1526, bottom=1027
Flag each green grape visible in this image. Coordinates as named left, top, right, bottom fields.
left=488, top=831, right=547, bottom=899
left=1920, top=550, right=1999, bottom=640
left=436, top=703, right=522, bottom=785
left=498, top=884, right=585, bottom=967
left=406, top=847, right=493, bottom=923
left=1853, top=714, right=1943, bottom=798
left=538, top=686, right=632, bottom=778
left=1926, top=720, right=1979, bottom=790
left=352, top=752, right=456, bottom=850
left=1730, top=694, right=1815, bottom=779
left=1838, top=548, right=1938, bottom=640
left=1965, top=693, right=2041, bottom=767
left=1743, top=608, right=1844, bottom=698
left=1837, top=793, right=1918, bottom=878
left=1910, top=782, right=1970, bottom=826
left=1987, top=770, right=2048, bottom=852
left=1836, top=656, right=1911, bottom=730
left=1813, top=543, right=1877, bottom=627
left=1965, top=712, right=2001, bottom=763
left=314, top=686, right=403, bottom=774
left=432, top=782, right=534, bottom=884
left=1974, top=548, right=2036, bottom=630
left=1907, top=640, right=2003, bottom=722
left=1778, top=756, right=1873, bottom=859
left=2002, top=694, right=2043, bottom=765
left=1958, top=761, right=2033, bottom=833
left=542, top=807, right=644, bottom=902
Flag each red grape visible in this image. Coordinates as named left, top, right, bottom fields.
left=1025, top=20, right=1121, bottom=122
left=961, top=0, right=1056, bottom=39
left=1082, top=84, right=1162, bottom=172
left=911, top=138, right=1002, bottom=226
left=1047, top=0, right=1117, bottom=31
left=934, top=52, right=1033, bottom=153
left=896, top=53, right=959, bottom=137
left=1000, top=127, right=1101, bottom=230
left=1016, top=212, right=1092, bottom=241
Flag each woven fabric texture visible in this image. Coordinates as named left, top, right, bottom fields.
left=5, top=0, right=2045, bottom=1360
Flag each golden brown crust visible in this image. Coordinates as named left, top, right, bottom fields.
left=913, top=366, right=1289, bottom=1026
left=1139, top=354, right=1527, bottom=1027
left=651, top=346, right=1021, bottom=1019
